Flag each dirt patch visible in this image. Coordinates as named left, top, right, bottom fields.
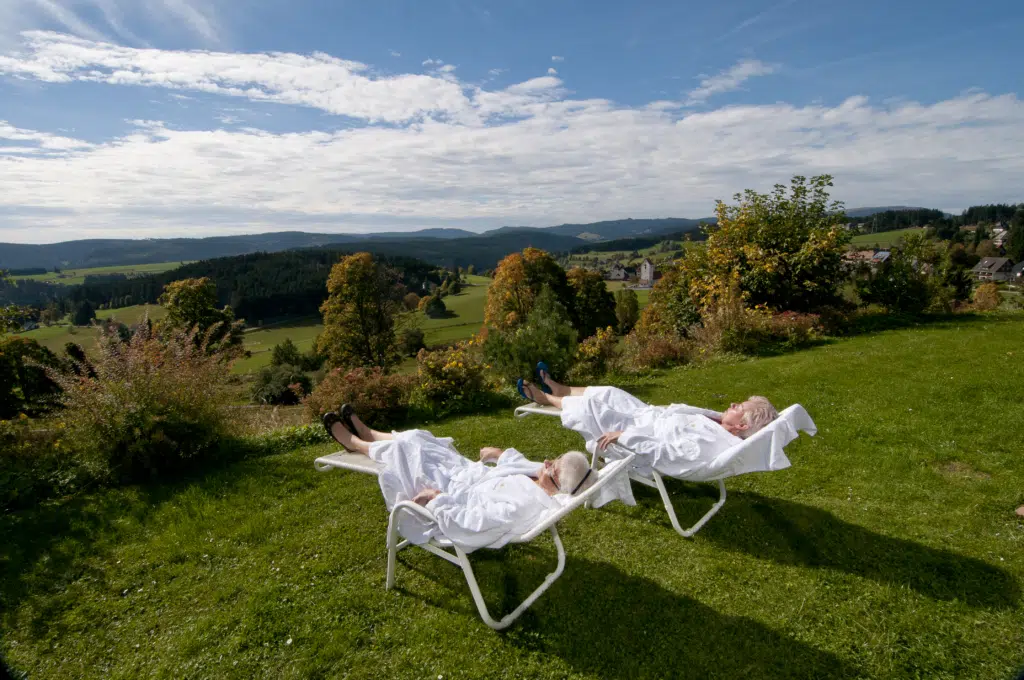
left=935, top=461, right=992, bottom=481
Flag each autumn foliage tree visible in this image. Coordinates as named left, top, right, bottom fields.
left=317, top=252, right=403, bottom=370
left=484, top=248, right=573, bottom=331
left=158, top=277, right=245, bottom=357
left=680, top=175, right=852, bottom=313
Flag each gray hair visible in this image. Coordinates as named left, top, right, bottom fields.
left=557, top=451, right=596, bottom=495
left=741, top=396, right=778, bottom=438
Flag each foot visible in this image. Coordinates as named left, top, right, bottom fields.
left=322, top=412, right=356, bottom=451
left=348, top=411, right=375, bottom=441
left=538, top=369, right=571, bottom=397
left=518, top=380, right=549, bottom=405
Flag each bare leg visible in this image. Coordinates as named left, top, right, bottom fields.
left=538, top=369, right=587, bottom=397
left=523, top=381, right=564, bottom=409
left=330, top=422, right=373, bottom=456
left=350, top=413, right=393, bottom=442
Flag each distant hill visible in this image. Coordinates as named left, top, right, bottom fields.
left=844, top=206, right=929, bottom=218
left=485, top=217, right=711, bottom=241
left=0, top=218, right=711, bottom=269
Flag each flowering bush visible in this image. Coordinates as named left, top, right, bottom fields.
left=568, top=326, right=619, bottom=382
left=413, top=339, right=491, bottom=416
left=304, top=366, right=415, bottom=429
left=618, top=330, right=693, bottom=373
left=49, top=323, right=237, bottom=483
left=972, top=283, right=1001, bottom=311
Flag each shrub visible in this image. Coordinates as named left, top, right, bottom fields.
left=0, top=337, right=64, bottom=419
left=413, top=340, right=491, bottom=416
left=567, top=268, right=616, bottom=338
left=618, top=330, right=692, bottom=373
left=271, top=338, right=303, bottom=367
left=399, top=327, right=426, bottom=356
left=484, top=286, right=578, bottom=382
left=251, top=364, right=311, bottom=405
left=637, top=266, right=701, bottom=337
left=856, top=253, right=931, bottom=314
left=568, top=326, right=619, bottom=382
left=424, top=295, right=447, bottom=319
left=0, top=416, right=72, bottom=510
left=304, top=366, right=415, bottom=429
left=614, top=288, right=640, bottom=333
left=403, top=292, right=421, bottom=311
left=973, top=283, right=1001, bottom=311
left=49, top=323, right=237, bottom=483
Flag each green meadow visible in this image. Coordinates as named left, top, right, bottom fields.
left=2, top=313, right=1022, bottom=679
left=12, top=262, right=188, bottom=286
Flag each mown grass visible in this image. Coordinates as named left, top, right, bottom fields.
left=12, top=262, right=188, bottom=286
left=3, top=313, right=1023, bottom=679
left=850, top=228, right=926, bottom=249
left=16, top=305, right=168, bottom=353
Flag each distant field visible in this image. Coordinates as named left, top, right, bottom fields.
left=606, top=281, right=652, bottom=307
left=15, top=304, right=167, bottom=353
left=568, top=240, right=688, bottom=267
left=850, top=227, right=925, bottom=248
left=13, top=261, right=188, bottom=286
left=233, top=321, right=324, bottom=374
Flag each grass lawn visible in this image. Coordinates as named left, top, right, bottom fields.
left=233, top=321, right=325, bottom=374
left=3, top=314, right=1023, bottom=678
left=850, top=228, right=927, bottom=249
left=605, top=281, right=651, bottom=308
left=12, top=262, right=188, bottom=286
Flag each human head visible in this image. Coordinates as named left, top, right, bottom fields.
left=536, top=451, right=596, bottom=496
left=719, top=396, right=778, bottom=439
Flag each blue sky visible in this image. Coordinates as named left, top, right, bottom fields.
left=1, top=0, right=1023, bottom=243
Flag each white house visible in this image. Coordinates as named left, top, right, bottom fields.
left=606, top=263, right=627, bottom=281
left=639, top=258, right=656, bottom=287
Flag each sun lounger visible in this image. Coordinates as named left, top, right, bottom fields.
left=513, top=403, right=816, bottom=537
left=313, top=450, right=635, bottom=630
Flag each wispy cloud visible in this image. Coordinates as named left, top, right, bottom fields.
left=686, top=59, right=777, bottom=104
left=487, top=68, right=505, bottom=76
left=1, top=33, right=1023, bottom=242
left=717, top=0, right=798, bottom=42
left=547, top=67, right=557, bottom=75
left=551, top=55, right=564, bottom=62
left=0, top=0, right=222, bottom=47
left=422, top=58, right=442, bottom=66
left=389, top=49, right=401, bottom=57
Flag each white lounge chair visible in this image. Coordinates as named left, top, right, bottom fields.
left=513, top=403, right=816, bottom=538
left=313, top=450, right=635, bottom=630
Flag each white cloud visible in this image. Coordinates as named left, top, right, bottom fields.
left=1, top=34, right=1023, bottom=243
left=422, top=58, right=442, bottom=66
left=687, top=58, right=777, bottom=104
left=389, top=49, right=401, bottom=57
left=487, top=68, right=505, bottom=76
left=551, top=55, right=563, bottom=62
left=547, top=67, right=557, bottom=75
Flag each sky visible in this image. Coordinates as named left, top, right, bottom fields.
left=1, top=0, right=1023, bottom=244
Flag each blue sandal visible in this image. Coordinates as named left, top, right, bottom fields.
left=535, top=361, right=553, bottom=394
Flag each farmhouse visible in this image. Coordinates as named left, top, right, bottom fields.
left=1011, top=261, right=1024, bottom=283
left=972, top=257, right=1015, bottom=282
left=606, top=263, right=627, bottom=281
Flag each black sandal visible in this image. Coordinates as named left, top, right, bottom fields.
left=322, top=411, right=354, bottom=451
left=338, top=403, right=359, bottom=437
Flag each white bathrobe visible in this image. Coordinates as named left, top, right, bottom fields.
left=560, top=386, right=782, bottom=505
left=369, top=429, right=559, bottom=552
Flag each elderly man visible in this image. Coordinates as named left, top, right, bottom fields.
left=323, top=407, right=596, bottom=551
left=517, top=369, right=779, bottom=483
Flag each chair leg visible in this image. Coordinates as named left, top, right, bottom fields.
left=652, top=474, right=727, bottom=538
left=386, top=508, right=401, bottom=590
left=454, top=527, right=567, bottom=630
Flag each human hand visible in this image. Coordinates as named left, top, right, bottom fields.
left=479, top=446, right=503, bottom=463
left=413, top=488, right=441, bottom=506
left=597, top=431, right=623, bottom=450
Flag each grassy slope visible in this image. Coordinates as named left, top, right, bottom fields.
left=13, top=262, right=187, bottom=286
left=850, top=228, right=926, bottom=249
left=3, top=315, right=1023, bottom=679
left=16, top=305, right=168, bottom=353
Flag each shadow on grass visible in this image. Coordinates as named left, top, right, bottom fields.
left=645, top=483, right=1020, bottom=610
left=394, top=548, right=854, bottom=679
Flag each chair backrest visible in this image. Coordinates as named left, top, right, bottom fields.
left=514, top=453, right=635, bottom=542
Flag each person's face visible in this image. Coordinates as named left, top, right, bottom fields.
left=536, top=458, right=562, bottom=495
left=720, top=401, right=750, bottom=437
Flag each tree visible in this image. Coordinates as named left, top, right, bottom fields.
left=466, top=264, right=476, bottom=276
left=317, top=252, right=403, bottom=370
left=566, top=268, right=616, bottom=338
left=484, top=286, right=578, bottom=381
left=424, top=295, right=447, bottom=319
left=637, top=266, right=701, bottom=336
left=399, top=327, right=426, bottom=356
left=1006, top=209, right=1024, bottom=262
left=71, top=300, right=96, bottom=326
left=158, top=277, right=245, bottom=356
left=614, top=288, right=640, bottom=333
left=484, top=248, right=573, bottom=331
left=680, top=175, right=851, bottom=312
left=403, top=292, right=421, bottom=311
left=856, top=251, right=931, bottom=314
left=271, top=338, right=303, bottom=367
left=251, top=364, right=311, bottom=405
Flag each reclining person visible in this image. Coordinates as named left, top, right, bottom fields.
left=323, top=408, right=597, bottom=552
left=517, top=370, right=779, bottom=484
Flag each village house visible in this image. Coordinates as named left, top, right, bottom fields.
left=1011, top=261, right=1024, bottom=283
left=605, top=263, right=627, bottom=281
left=971, top=257, right=1015, bottom=282
left=638, top=258, right=656, bottom=288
